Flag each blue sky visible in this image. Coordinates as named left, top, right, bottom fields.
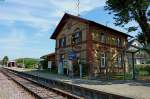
left=0, top=0, right=137, bottom=60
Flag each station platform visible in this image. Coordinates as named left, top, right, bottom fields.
left=6, top=67, right=150, bottom=99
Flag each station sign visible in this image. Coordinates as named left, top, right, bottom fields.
left=68, top=51, right=76, bottom=60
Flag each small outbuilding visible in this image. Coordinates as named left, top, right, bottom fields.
left=40, top=53, right=56, bottom=70
left=7, top=61, right=16, bottom=67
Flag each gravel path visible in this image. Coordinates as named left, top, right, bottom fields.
left=0, top=72, right=35, bottom=99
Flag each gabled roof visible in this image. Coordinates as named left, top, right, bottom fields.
left=40, top=52, right=55, bottom=59
left=50, top=13, right=131, bottom=39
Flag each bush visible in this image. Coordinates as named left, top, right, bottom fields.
left=137, top=64, right=150, bottom=75
left=146, top=60, right=150, bottom=64
left=16, top=58, right=39, bottom=69
left=144, top=66, right=150, bottom=75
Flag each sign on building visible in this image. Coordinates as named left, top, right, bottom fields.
left=68, top=51, right=76, bottom=60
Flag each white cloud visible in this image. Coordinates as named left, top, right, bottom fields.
left=0, top=0, right=106, bottom=59
left=0, top=31, right=26, bottom=49
left=0, top=0, right=106, bottom=33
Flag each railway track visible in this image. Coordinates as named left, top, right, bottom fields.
left=0, top=68, right=83, bottom=99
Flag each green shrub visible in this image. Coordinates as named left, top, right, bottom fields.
left=144, top=66, right=150, bottom=75
left=146, top=60, right=150, bottom=64
left=16, top=58, right=39, bottom=69
left=136, top=64, right=150, bottom=75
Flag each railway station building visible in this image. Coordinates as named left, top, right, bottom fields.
left=50, top=13, right=130, bottom=79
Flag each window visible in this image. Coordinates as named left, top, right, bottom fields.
left=100, top=33, right=105, bottom=43
left=117, top=38, right=121, bottom=47
left=72, top=28, right=82, bottom=44
left=115, top=55, right=123, bottom=67
left=116, top=38, right=122, bottom=47
left=59, top=37, right=66, bottom=48
left=60, top=54, right=64, bottom=61
left=100, top=53, right=106, bottom=68
left=112, top=37, right=116, bottom=45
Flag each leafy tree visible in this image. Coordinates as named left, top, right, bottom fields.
left=2, top=56, right=9, bottom=66
left=16, top=58, right=39, bottom=68
left=105, top=0, right=150, bottom=45
left=136, top=33, right=147, bottom=45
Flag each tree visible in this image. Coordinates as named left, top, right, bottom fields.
left=16, top=58, right=39, bottom=68
left=105, top=0, right=150, bottom=45
left=2, top=56, right=9, bottom=66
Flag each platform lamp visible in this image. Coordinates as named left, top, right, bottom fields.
left=126, top=45, right=139, bottom=80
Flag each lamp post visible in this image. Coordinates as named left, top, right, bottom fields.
left=127, top=45, right=139, bottom=80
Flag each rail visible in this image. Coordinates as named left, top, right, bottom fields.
left=0, top=68, right=83, bottom=99
left=3, top=68, right=133, bottom=99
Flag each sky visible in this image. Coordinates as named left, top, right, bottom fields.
left=0, top=0, right=137, bottom=60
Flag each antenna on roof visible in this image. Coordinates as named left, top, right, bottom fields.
left=76, top=0, right=80, bottom=16
left=106, top=21, right=109, bottom=27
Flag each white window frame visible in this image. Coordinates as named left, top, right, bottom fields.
left=101, top=33, right=105, bottom=43
left=116, top=55, right=123, bottom=67
left=59, top=37, right=66, bottom=48
left=101, top=53, right=106, bottom=68
left=117, top=38, right=120, bottom=47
